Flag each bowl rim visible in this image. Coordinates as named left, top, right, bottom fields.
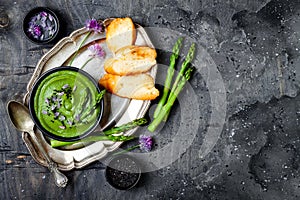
left=23, top=7, right=60, bottom=44
left=105, top=155, right=142, bottom=190
left=29, top=66, right=104, bottom=142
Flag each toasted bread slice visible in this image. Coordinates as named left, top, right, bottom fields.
left=99, top=73, right=159, bottom=100
left=104, top=45, right=157, bottom=75
left=106, top=18, right=136, bottom=53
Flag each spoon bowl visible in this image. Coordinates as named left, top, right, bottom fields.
left=7, top=101, right=35, bottom=132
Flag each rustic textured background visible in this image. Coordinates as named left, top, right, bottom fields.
left=1, top=0, right=300, bottom=199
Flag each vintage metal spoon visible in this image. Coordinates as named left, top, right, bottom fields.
left=7, top=101, right=68, bottom=187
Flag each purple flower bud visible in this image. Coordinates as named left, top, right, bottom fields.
left=40, top=21, right=46, bottom=28
left=75, top=114, right=80, bottom=121
left=51, top=105, right=56, bottom=110
left=62, top=84, right=69, bottom=89
left=59, top=116, right=66, bottom=121
left=59, top=126, right=65, bottom=129
left=33, top=25, right=42, bottom=37
left=40, top=11, right=48, bottom=17
left=42, top=110, right=48, bottom=115
left=72, top=85, right=77, bottom=92
left=57, top=103, right=61, bottom=109
left=88, top=43, right=105, bottom=58
left=31, top=16, right=38, bottom=22
left=67, top=120, right=73, bottom=126
left=54, top=112, right=60, bottom=117
left=49, top=15, right=53, bottom=21
left=57, top=92, right=64, bottom=96
left=49, top=29, right=55, bottom=36
left=85, top=19, right=104, bottom=33
left=45, top=98, right=49, bottom=104
left=139, top=135, right=153, bottom=152
left=52, top=96, right=57, bottom=102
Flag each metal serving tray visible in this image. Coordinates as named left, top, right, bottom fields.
left=21, top=18, right=157, bottom=171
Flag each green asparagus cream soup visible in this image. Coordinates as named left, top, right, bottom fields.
left=33, top=69, right=100, bottom=138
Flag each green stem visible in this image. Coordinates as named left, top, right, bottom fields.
left=81, top=57, right=94, bottom=69
left=113, top=144, right=140, bottom=156
left=153, top=37, right=183, bottom=118
left=69, top=31, right=92, bottom=66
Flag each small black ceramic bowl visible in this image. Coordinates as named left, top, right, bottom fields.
left=29, top=66, right=104, bottom=142
left=105, top=155, right=141, bottom=190
left=23, top=7, right=60, bottom=44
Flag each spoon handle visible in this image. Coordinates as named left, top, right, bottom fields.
left=28, top=129, right=68, bottom=187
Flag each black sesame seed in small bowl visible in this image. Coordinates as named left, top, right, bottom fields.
left=105, top=155, right=141, bottom=190
left=23, top=7, right=60, bottom=44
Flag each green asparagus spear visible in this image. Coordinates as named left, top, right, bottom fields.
left=170, top=43, right=195, bottom=96
left=153, top=37, right=183, bottom=118
left=80, top=90, right=106, bottom=120
left=148, top=67, right=195, bottom=132
left=96, top=89, right=106, bottom=104
left=50, top=118, right=147, bottom=148
left=163, top=43, right=196, bottom=121
left=104, top=118, right=147, bottom=135
left=51, top=135, right=135, bottom=148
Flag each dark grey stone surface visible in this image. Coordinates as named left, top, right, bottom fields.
left=0, top=0, right=299, bottom=199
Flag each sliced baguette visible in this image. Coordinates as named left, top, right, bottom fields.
left=99, top=73, right=159, bottom=100
left=106, top=18, right=136, bottom=53
left=104, top=45, right=157, bottom=75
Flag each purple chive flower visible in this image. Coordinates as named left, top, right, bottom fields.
left=139, top=135, right=153, bottom=152
left=67, top=120, right=73, bottom=126
left=48, top=28, right=55, bottom=36
left=57, top=92, right=64, bottom=96
left=57, top=103, right=61, bottom=109
left=52, top=96, right=57, bottom=102
left=59, top=126, right=65, bottom=129
left=62, top=84, right=69, bottom=89
left=88, top=43, right=106, bottom=58
left=42, top=110, right=48, bottom=115
left=75, top=114, right=80, bottom=121
left=85, top=19, right=104, bottom=33
left=40, top=19, right=46, bottom=27
left=54, top=112, right=60, bottom=117
left=29, top=16, right=37, bottom=24
left=45, top=98, right=49, bottom=105
left=59, top=116, right=66, bottom=121
left=49, top=14, right=53, bottom=21
left=27, top=11, right=57, bottom=41
left=40, top=11, right=47, bottom=17
left=32, top=25, right=42, bottom=37
left=51, top=105, right=56, bottom=110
